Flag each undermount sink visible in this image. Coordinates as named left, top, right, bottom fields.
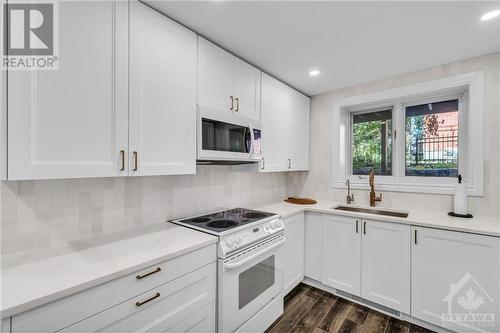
left=332, top=205, right=409, bottom=218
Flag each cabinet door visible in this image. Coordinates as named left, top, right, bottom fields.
left=129, top=1, right=196, bottom=176
left=361, top=219, right=410, bottom=313
left=283, top=213, right=305, bottom=295
left=288, top=91, right=310, bottom=171
left=1, top=318, right=9, bottom=333
left=260, top=74, right=289, bottom=172
left=197, top=38, right=234, bottom=113
left=412, top=227, right=500, bottom=333
left=167, top=302, right=215, bottom=333
left=322, top=215, right=361, bottom=296
left=233, top=58, right=261, bottom=122
left=304, top=212, right=322, bottom=281
left=7, top=0, right=128, bottom=180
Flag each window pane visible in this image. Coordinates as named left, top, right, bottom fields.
left=352, top=110, right=392, bottom=175
left=405, top=99, right=459, bottom=177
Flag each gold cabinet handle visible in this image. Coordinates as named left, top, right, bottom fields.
left=136, top=267, right=161, bottom=280
left=133, top=151, right=138, bottom=171
left=235, top=97, right=239, bottom=112
left=230, top=96, right=234, bottom=111
left=135, top=292, right=160, bottom=307
left=120, top=150, right=125, bottom=171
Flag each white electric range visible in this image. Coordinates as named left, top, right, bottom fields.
left=172, top=208, right=285, bottom=333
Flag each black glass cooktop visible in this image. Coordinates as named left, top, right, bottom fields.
left=177, top=208, right=276, bottom=232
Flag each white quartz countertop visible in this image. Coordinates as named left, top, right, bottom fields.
left=0, top=223, right=217, bottom=318
left=257, top=200, right=500, bottom=237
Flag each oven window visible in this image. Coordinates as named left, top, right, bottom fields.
left=238, top=255, right=275, bottom=309
left=202, top=118, right=250, bottom=153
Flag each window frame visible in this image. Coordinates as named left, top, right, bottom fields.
left=332, top=71, right=483, bottom=196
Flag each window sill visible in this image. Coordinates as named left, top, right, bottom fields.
left=333, top=178, right=483, bottom=197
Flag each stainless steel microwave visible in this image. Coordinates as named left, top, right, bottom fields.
left=197, top=117, right=262, bottom=164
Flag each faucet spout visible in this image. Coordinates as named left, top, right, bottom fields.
left=346, top=180, right=354, bottom=204
left=369, top=170, right=382, bottom=207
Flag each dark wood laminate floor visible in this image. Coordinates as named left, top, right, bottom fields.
left=265, top=283, right=436, bottom=333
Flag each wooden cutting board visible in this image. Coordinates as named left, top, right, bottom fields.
left=284, top=197, right=317, bottom=205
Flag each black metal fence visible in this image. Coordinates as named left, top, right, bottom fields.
left=407, top=133, right=458, bottom=177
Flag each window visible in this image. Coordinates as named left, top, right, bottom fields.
left=352, top=110, right=392, bottom=175
left=405, top=99, right=459, bottom=177
left=332, top=71, right=484, bottom=196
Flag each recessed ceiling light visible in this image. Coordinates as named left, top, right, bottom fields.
left=309, top=69, right=320, bottom=77
left=481, top=9, right=500, bottom=21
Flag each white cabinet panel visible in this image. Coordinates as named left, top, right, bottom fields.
left=197, top=37, right=234, bottom=113
left=234, top=58, right=261, bottom=122
left=288, top=91, right=310, bottom=171
left=283, top=213, right=305, bottom=295
left=7, top=0, right=128, bottom=180
left=129, top=1, right=196, bottom=176
left=322, top=215, right=361, bottom=296
left=62, top=263, right=216, bottom=333
left=1, top=318, right=10, bottom=333
left=412, top=227, right=500, bottom=333
left=304, top=212, right=322, bottom=281
left=260, top=73, right=310, bottom=172
left=361, top=219, right=410, bottom=314
left=167, top=301, right=215, bottom=333
left=260, top=74, right=289, bottom=172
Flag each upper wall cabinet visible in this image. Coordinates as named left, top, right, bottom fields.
left=6, top=1, right=129, bottom=180
left=260, top=74, right=310, bottom=172
left=197, top=38, right=261, bottom=123
left=129, top=1, right=197, bottom=176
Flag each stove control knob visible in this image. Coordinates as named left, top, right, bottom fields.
left=270, top=222, right=277, bottom=231
left=235, top=236, right=242, bottom=244
left=226, top=238, right=234, bottom=247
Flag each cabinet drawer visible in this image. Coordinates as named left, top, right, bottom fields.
left=61, top=263, right=216, bottom=333
left=166, top=301, right=215, bottom=333
left=12, top=245, right=216, bottom=332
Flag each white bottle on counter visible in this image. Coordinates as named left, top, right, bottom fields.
left=453, top=174, right=468, bottom=215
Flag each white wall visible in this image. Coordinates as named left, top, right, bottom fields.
left=0, top=166, right=287, bottom=255
left=287, top=52, right=500, bottom=217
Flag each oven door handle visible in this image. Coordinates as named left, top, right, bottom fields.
left=224, top=239, right=285, bottom=270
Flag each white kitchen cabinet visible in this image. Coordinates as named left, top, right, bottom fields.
left=260, top=74, right=289, bottom=171
left=6, top=0, right=128, bottom=180
left=283, top=213, right=305, bottom=295
left=304, top=212, right=322, bottom=281
left=167, top=301, right=216, bottom=333
left=287, top=90, right=310, bottom=171
left=322, top=215, right=361, bottom=295
left=234, top=57, right=261, bottom=122
left=412, top=227, right=500, bottom=333
left=197, top=37, right=234, bottom=114
left=198, top=38, right=261, bottom=122
left=361, top=219, right=411, bottom=314
left=260, top=74, right=310, bottom=172
left=61, top=263, right=216, bottom=333
left=129, top=1, right=196, bottom=176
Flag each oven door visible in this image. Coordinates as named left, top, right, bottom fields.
left=218, top=234, right=285, bottom=333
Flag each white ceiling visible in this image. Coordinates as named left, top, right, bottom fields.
left=145, top=1, right=500, bottom=96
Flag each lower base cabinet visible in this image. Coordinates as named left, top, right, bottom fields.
left=304, top=213, right=322, bottom=281
left=361, top=219, right=410, bottom=314
left=283, top=213, right=305, bottom=295
left=412, top=226, right=500, bottom=333
left=61, top=263, right=216, bottom=332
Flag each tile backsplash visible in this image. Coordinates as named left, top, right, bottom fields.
left=0, top=166, right=289, bottom=255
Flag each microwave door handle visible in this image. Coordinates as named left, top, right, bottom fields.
left=248, top=123, right=254, bottom=155
left=224, top=239, right=285, bottom=270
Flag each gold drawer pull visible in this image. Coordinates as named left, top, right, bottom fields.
left=136, top=267, right=161, bottom=280
left=135, top=292, right=160, bottom=307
